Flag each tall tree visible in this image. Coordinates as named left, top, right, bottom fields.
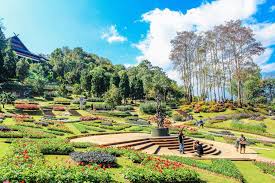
left=119, top=71, right=130, bottom=103
left=91, top=67, right=109, bottom=97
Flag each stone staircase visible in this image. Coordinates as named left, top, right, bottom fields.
left=103, top=136, right=221, bottom=155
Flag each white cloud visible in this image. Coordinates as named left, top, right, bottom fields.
left=253, top=47, right=273, bottom=65
left=166, top=70, right=183, bottom=85
left=253, top=48, right=275, bottom=73
left=134, top=0, right=275, bottom=81
left=101, top=25, right=127, bottom=43
left=251, top=23, right=275, bottom=47
left=135, top=0, right=263, bottom=68
left=270, top=5, right=275, bottom=12
left=261, top=62, right=275, bottom=72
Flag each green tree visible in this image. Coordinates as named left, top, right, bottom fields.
left=16, top=58, right=30, bottom=81
left=91, top=67, right=109, bottom=97
left=25, top=64, right=49, bottom=95
left=119, top=71, right=130, bottom=103
left=110, top=72, right=120, bottom=87
left=0, top=92, right=16, bottom=108
left=104, top=84, right=122, bottom=108
left=2, top=44, right=17, bottom=79
left=130, top=76, right=144, bottom=102
left=80, top=70, right=92, bottom=95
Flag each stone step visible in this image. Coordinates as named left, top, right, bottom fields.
left=141, top=145, right=160, bottom=154
left=115, top=139, right=151, bottom=147
left=167, top=144, right=207, bottom=149
left=133, top=142, right=155, bottom=150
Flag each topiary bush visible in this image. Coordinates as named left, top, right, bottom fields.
left=70, top=151, right=117, bottom=167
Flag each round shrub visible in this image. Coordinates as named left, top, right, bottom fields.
left=70, top=151, right=117, bottom=167
left=140, top=102, right=157, bottom=114
left=173, top=114, right=183, bottom=121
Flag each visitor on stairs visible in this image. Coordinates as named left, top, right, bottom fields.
left=194, top=141, right=204, bottom=157
left=178, top=131, right=185, bottom=154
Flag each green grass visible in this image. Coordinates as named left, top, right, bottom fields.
left=234, top=161, right=275, bottom=183
left=2, top=118, right=16, bottom=125
left=250, top=143, right=275, bottom=160
left=0, top=141, right=10, bottom=157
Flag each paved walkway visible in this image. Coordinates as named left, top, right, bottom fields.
left=70, top=133, right=151, bottom=145
left=70, top=133, right=275, bottom=163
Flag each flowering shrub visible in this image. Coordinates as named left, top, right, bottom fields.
left=0, top=141, right=112, bottom=182
left=254, top=161, right=275, bottom=176
left=148, top=115, right=172, bottom=127
left=13, top=114, right=32, bottom=120
left=15, top=103, right=40, bottom=110
left=53, top=105, right=66, bottom=111
left=48, top=125, right=74, bottom=134
left=126, top=151, right=148, bottom=163
left=172, top=124, right=198, bottom=132
left=125, top=156, right=201, bottom=183
left=164, top=156, right=245, bottom=182
left=81, top=115, right=101, bottom=121
left=180, top=105, right=192, bottom=113
left=70, top=151, right=117, bottom=167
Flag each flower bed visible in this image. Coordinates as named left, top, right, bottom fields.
left=125, top=156, right=201, bottom=183
left=81, top=115, right=101, bottom=121
left=0, top=142, right=112, bottom=182
left=148, top=115, right=172, bottom=127
left=15, top=103, right=40, bottom=110
left=70, top=151, right=117, bottom=167
left=53, top=106, right=66, bottom=111
left=54, top=97, right=71, bottom=105
left=48, top=125, right=74, bottom=134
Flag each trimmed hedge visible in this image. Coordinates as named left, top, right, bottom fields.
left=116, top=105, right=134, bottom=111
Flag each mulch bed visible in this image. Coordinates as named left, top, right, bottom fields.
left=43, top=109, right=55, bottom=116
left=68, top=109, right=82, bottom=116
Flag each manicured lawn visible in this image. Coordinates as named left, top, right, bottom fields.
left=234, top=161, right=275, bottom=183
left=2, top=117, right=16, bottom=125
left=0, top=141, right=10, bottom=158
left=191, top=109, right=245, bottom=120
left=250, top=143, right=275, bottom=160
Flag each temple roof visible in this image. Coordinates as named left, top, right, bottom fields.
left=9, top=35, right=47, bottom=62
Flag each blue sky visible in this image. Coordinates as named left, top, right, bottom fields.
left=0, top=0, right=275, bottom=78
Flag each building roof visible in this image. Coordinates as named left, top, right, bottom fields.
left=9, top=35, right=47, bottom=62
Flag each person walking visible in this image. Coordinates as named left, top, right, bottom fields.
left=239, top=134, right=247, bottom=154
left=235, top=137, right=240, bottom=152
left=178, top=131, right=185, bottom=154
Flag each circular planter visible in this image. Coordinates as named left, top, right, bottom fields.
left=151, top=127, right=169, bottom=137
